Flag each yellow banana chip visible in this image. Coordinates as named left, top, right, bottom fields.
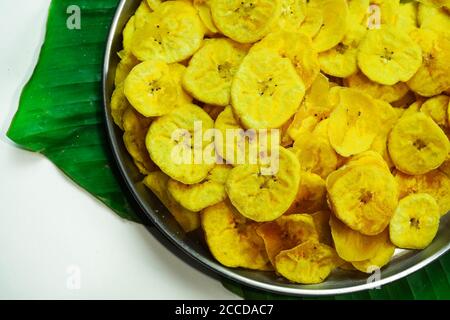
left=395, top=170, right=450, bottom=217
left=407, top=29, right=450, bottom=97
left=416, top=0, right=450, bottom=10
left=418, top=3, right=450, bottom=35
left=286, top=172, right=327, bottom=214
left=210, top=0, right=282, bottom=44
left=146, top=0, right=193, bottom=11
left=146, top=104, right=215, bottom=184
left=110, top=83, right=131, bottom=130
left=276, top=0, right=307, bottom=31
left=171, top=63, right=193, bottom=106
left=312, top=0, right=349, bottom=53
left=135, top=0, right=154, bottom=29
left=131, top=1, right=205, bottom=63
left=311, top=210, right=333, bottom=246
left=123, top=16, right=136, bottom=52
left=231, top=49, right=305, bottom=129
left=193, top=0, right=219, bottom=34
left=225, top=147, right=301, bottom=222
left=390, top=193, right=440, bottom=249
left=252, top=30, right=320, bottom=89
left=201, top=201, right=271, bottom=270
left=352, top=234, right=395, bottom=273
left=256, top=214, right=318, bottom=265
left=330, top=215, right=388, bottom=261
left=327, top=153, right=398, bottom=235
left=348, top=0, right=370, bottom=25
left=395, top=1, right=418, bottom=34
left=123, top=108, right=157, bottom=175
left=114, top=50, right=139, bottom=86
left=143, top=171, right=200, bottom=232
left=275, top=240, right=339, bottom=284
left=183, top=39, right=248, bottom=106
left=420, top=95, right=450, bottom=131
left=358, top=27, right=422, bottom=86
left=298, top=2, right=323, bottom=38
left=388, top=112, right=450, bottom=175
left=167, top=165, right=231, bottom=212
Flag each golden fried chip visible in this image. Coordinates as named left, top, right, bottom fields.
left=143, top=171, right=200, bottom=232
left=298, top=2, right=323, bottom=38
left=352, top=235, right=395, bottom=273
left=327, top=153, right=398, bottom=235
left=114, top=50, right=139, bottom=86
left=183, top=39, right=247, bottom=106
left=147, top=0, right=193, bottom=11
left=210, top=0, right=282, bottom=43
left=395, top=170, right=450, bottom=216
left=193, top=0, right=219, bottom=34
left=135, top=0, right=154, bottom=29
left=311, top=210, right=333, bottom=246
left=388, top=112, right=450, bottom=175
left=231, top=49, right=305, bottom=129
left=201, top=201, right=271, bottom=270
left=418, top=3, right=450, bottom=34
left=225, top=147, right=301, bottom=222
left=390, top=193, right=440, bottom=249
left=168, top=165, right=231, bottom=212
left=123, top=16, right=136, bottom=52
left=330, top=215, right=388, bottom=261
left=286, top=172, right=327, bottom=214
left=395, top=1, right=418, bottom=34
left=110, top=83, right=131, bottom=130
left=420, top=95, right=450, bottom=131
left=276, top=0, right=307, bottom=31
left=146, top=104, right=215, bottom=184
left=357, top=27, right=422, bottom=86
left=131, top=1, right=205, bottom=63
left=275, top=240, right=339, bottom=284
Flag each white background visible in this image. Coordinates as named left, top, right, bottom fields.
left=0, top=0, right=238, bottom=300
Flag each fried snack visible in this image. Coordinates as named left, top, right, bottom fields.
left=143, top=171, right=200, bottom=232
left=201, top=201, right=271, bottom=270
left=330, top=215, right=388, bottom=262
left=210, top=0, right=282, bottom=43
left=276, top=0, right=307, bottom=31
left=312, top=0, right=349, bottom=53
left=416, top=0, right=450, bottom=10
left=275, top=240, right=339, bottom=284
left=231, top=49, right=305, bottom=129
left=123, top=16, right=136, bottom=52
left=327, top=152, right=398, bottom=236
left=147, top=0, right=193, bottom=11
left=311, top=210, right=333, bottom=246
left=256, top=214, right=319, bottom=264
left=131, top=1, right=205, bottom=63
left=420, top=95, right=450, bottom=131
left=123, top=108, right=157, bottom=175
left=135, top=0, right=154, bottom=29
left=357, top=27, right=422, bottom=86
left=388, top=112, right=449, bottom=175
left=252, top=30, right=320, bottom=89
left=110, top=83, right=131, bottom=130
left=193, top=0, right=219, bottom=34
left=286, top=172, right=327, bottom=214
left=114, top=50, right=139, bottom=86
left=407, top=29, right=450, bottom=97
left=352, top=234, right=396, bottom=273
left=183, top=39, right=247, bottom=106
left=395, top=170, right=450, bottom=217
left=395, top=1, right=418, bottom=34
left=225, top=147, right=301, bottom=222
left=368, top=0, right=400, bottom=27
left=167, top=165, right=231, bottom=212
left=146, top=104, right=215, bottom=184
left=389, top=193, right=440, bottom=249
left=418, top=3, right=450, bottom=34
left=298, top=2, right=323, bottom=38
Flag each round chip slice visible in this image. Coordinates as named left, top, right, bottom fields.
left=135, top=0, right=154, bottom=29
left=357, top=27, right=422, bottom=85
left=110, top=83, right=131, bottom=130
left=231, top=49, right=305, bottom=129
left=225, top=147, right=301, bottom=222
left=201, top=201, right=271, bottom=270
left=167, top=165, right=231, bottom=212
left=252, top=31, right=320, bottom=89
left=327, top=157, right=399, bottom=235
left=146, top=104, right=215, bottom=184
left=390, top=193, right=440, bottom=249
left=418, top=3, right=450, bottom=35
left=351, top=234, right=395, bottom=273
left=124, top=61, right=179, bottom=117
left=368, top=0, right=401, bottom=27
left=114, top=50, right=139, bottom=86
left=275, top=240, right=339, bottom=284
left=123, top=16, right=136, bottom=52
left=420, top=95, right=450, bottom=131
left=298, top=2, right=323, bottom=38
left=286, top=172, right=327, bottom=214
left=131, top=1, right=205, bottom=63
left=183, top=39, right=248, bottom=106
left=388, top=112, right=450, bottom=175
left=193, top=0, right=219, bottom=34
left=395, top=1, right=418, bottom=34
left=276, top=0, right=307, bottom=31
left=210, top=0, right=282, bottom=43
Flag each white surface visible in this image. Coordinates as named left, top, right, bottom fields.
left=0, top=0, right=239, bottom=300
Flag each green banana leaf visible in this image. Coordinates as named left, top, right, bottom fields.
left=7, top=0, right=450, bottom=300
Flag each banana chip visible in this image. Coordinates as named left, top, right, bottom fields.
left=298, top=2, right=323, bottom=38
left=407, top=29, right=450, bottom=97
left=276, top=0, right=307, bottom=31
left=168, top=165, right=231, bottom=212
left=395, top=1, right=418, bottom=34
left=226, top=147, right=301, bottom=222
left=390, top=193, right=440, bottom=249
left=257, top=214, right=318, bottom=265
left=420, top=95, right=450, bottom=131
left=135, top=0, right=154, bottom=29
left=110, top=83, right=131, bottom=130
left=183, top=39, right=248, bottom=106
left=131, top=1, right=205, bottom=63
left=311, top=210, right=333, bottom=246
left=395, top=170, right=450, bottom=217
left=358, top=27, right=422, bottom=86
left=252, top=30, right=320, bottom=89
left=143, top=171, right=200, bottom=232
left=123, top=108, right=157, bottom=175
left=147, top=0, right=193, bottom=11
left=388, top=112, right=450, bottom=175
left=327, top=152, right=398, bottom=235
left=352, top=234, right=395, bottom=273
left=115, top=50, right=139, bottom=86
left=330, top=215, right=388, bottom=262
left=418, top=3, right=450, bottom=34
left=146, top=104, right=215, bottom=184
left=286, top=172, right=327, bottom=214
left=123, top=16, right=136, bottom=52
left=201, top=201, right=271, bottom=270
left=193, top=0, right=219, bottom=34
left=275, top=240, right=339, bottom=284
left=231, top=49, right=305, bottom=129
left=210, top=0, right=282, bottom=43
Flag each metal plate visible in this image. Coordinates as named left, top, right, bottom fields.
left=103, top=0, right=450, bottom=297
